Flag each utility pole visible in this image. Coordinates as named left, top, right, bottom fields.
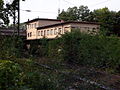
left=58, top=0, right=60, bottom=15
left=12, top=0, right=25, bottom=37
left=12, top=2, right=16, bottom=49
left=18, top=0, right=20, bottom=36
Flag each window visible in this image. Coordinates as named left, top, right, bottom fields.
left=41, top=31, right=43, bottom=36
left=50, top=29, right=53, bottom=35
left=58, top=28, right=62, bottom=34
left=28, top=25, right=30, bottom=29
left=92, top=28, right=96, bottom=30
left=27, top=25, right=29, bottom=29
left=54, top=28, right=57, bottom=35
left=97, top=27, right=99, bottom=30
left=32, top=24, right=34, bottom=28
left=64, top=27, right=69, bottom=33
left=29, top=24, right=31, bottom=29
left=44, top=30, right=46, bottom=36
left=38, top=31, right=40, bottom=36
left=92, top=28, right=96, bottom=33
left=35, top=23, right=36, bottom=28
left=47, top=30, right=49, bottom=35
left=30, top=32, right=32, bottom=37
left=28, top=33, right=29, bottom=37
left=31, top=24, right=32, bottom=28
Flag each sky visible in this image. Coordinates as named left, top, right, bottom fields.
left=5, top=0, right=120, bottom=23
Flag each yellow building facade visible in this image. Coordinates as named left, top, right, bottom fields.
left=26, top=18, right=100, bottom=40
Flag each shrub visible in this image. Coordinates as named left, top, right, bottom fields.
left=16, top=59, right=59, bottom=90
left=0, top=59, right=59, bottom=90
left=48, top=38, right=63, bottom=60
left=61, top=30, right=82, bottom=64
left=0, top=37, right=25, bottom=59
left=0, top=60, right=23, bottom=90
left=48, top=29, right=120, bottom=73
left=28, top=38, right=48, bottom=57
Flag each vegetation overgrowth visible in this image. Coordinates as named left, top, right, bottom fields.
left=0, top=29, right=120, bottom=89
left=48, top=30, right=120, bottom=73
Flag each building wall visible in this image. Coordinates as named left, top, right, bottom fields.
left=26, top=20, right=61, bottom=40
left=27, top=21, right=100, bottom=40
left=37, top=24, right=71, bottom=39
left=26, top=21, right=39, bottom=40
left=36, top=23, right=100, bottom=39
left=70, top=23, right=100, bottom=33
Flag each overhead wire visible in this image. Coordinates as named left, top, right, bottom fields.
left=20, top=9, right=57, bottom=14
left=62, top=0, right=76, bottom=6
left=18, top=0, right=112, bottom=16
left=89, top=0, right=111, bottom=7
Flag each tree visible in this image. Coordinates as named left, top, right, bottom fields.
left=57, top=5, right=90, bottom=21
left=88, top=7, right=120, bottom=35
left=57, top=7, right=78, bottom=21
left=0, top=0, right=25, bottom=27
left=78, top=5, right=90, bottom=21
left=113, top=11, right=120, bottom=35
left=0, top=0, right=9, bottom=26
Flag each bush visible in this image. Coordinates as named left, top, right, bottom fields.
left=0, top=59, right=60, bottom=90
left=48, top=29, right=120, bottom=73
left=0, top=37, right=25, bottom=59
left=0, top=60, right=23, bottom=90
left=13, top=59, right=59, bottom=90
left=61, top=30, right=82, bottom=64
left=23, top=72, right=58, bottom=90
left=28, top=38, right=48, bottom=57
left=48, top=38, right=63, bottom=60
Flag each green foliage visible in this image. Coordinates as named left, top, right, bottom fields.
left=0, top=0, right=3, bottom=9
left=58, top=6, right=120, bottom=35
left=57, top=5, right=90, bottom=21
left=0, top=0, right=10, bottom=26
left=48, top=29, right=120, bottom=73
left=23, top=72, right=58, bottom=90
left=28, top=38, right=48, bottom=57
left=13, top=59, right=59, bottom=90
left=0, top=59, right=59, bottom=90
left=61, top=30, right=82, bottom=64
left=88, top=8, right=120, bottom=36
left=0, top=60, right=22, bottom=90
left=48, top=38, right=63, bottom=60
left=0, top=36, right=25, bottom=59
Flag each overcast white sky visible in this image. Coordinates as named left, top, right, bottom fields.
left=5, top=0, right=120, bottom=23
